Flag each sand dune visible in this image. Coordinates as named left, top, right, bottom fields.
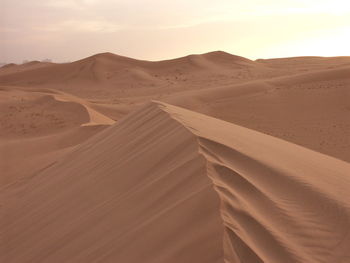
left=257, top=56, right=350, bottom=71
left=1, top=52, right=348, bottom=163
left=164, top=65, right=350, bottom=162
left=1, top=52, right=349, bottom=96
left=0, top=61, right=53, bottom=76
left=1, top=51, right=350, bottom=262
left=0, top=87, right=113, bottom=185
left=0, top=51, right=287, bottom=96
left=0, top=124, right=107, bottom=186
left=0, top=87, right=114, bottom=137
left=2, top=102, right=350, bottom=263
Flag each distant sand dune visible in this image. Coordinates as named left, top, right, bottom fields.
left=2, top=102, right=350, bottom=263
left=0, top=51, right=291, bottom=92
left=164, top=65, right=350, bottom=162
left=1, top=52, right=348, bottom=162
left=1, top=52, right=350, bottom=262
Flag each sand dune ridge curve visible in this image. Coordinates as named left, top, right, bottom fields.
left=2, top=101, right=350, bottom=263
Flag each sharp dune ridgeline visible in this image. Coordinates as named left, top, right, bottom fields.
left=1, top=51, right=350, bottom=263
left=2, top=102, right=350, bottom=263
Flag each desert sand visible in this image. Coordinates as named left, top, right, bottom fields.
left=1, top=51, right=350, bottom=262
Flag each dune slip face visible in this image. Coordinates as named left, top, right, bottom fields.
left=2, top=102, right=350, bottom=263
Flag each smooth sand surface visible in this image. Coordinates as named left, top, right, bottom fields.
left=1, top=51, right=350, bottom=262
left=1, top=51, right=349, bottom=162
left=0, top=87, right=113, bottom=185
left=2, top=102, right=350, bottom=263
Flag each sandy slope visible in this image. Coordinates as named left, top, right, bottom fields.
left=161, top=102, right=350, bottom=262
left=0, top=51, right=295, bottom=98
left=0, top=61, right=53, bottom=76
left=1, top=51, right=349, bottom=262
left=2, top=102, right=350, bottom=263
left=164, top=65, right=350, bottom=162
left=1, top=51, right=348, bottom=162
left=0, top=87, right=113, bottom=185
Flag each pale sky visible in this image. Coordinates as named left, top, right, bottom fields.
left=1, top=0, right=349, bottom=63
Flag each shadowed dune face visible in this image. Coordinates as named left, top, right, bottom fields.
left=162, top=102, right=350, bottom=262
left=2, top=102, right=350, bottom=263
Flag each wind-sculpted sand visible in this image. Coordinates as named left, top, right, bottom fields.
left=2, top=102, right=350, bottom=263
left=0, top=87, right=113, bottom=185
left=1, top=52, right=349, bottom=162
left=1, top=52, right=350, bottom=262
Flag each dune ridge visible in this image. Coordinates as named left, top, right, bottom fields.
left=161, top=102, right=350, bottom=262
left=0, top=51, right=292, bottom=93
left=1, top=51, right=349, bottom=162
left=2, top=102, right=350, bottom=263
left=0, top=87, right=114, bottom=185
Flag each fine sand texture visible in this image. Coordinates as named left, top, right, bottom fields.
left=1, top=51, right=350, bottom=262
left=1, top=52, right=349, bottom=163
left=0, top=87, right=113, bottom=185
left=2, top=102, right=350, bottom=263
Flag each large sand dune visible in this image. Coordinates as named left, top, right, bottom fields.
left=0, top=51, right=319, bottom=98
left=1, top=52, right=348, bottom=163
left=2, top=102, right=350, bottom=263
left=1, top=51, right=350, bottom=262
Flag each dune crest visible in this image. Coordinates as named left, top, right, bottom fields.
left=2, top=102, right=350, bottom=263
left=2, top=51, right=348, bottom=162
left=162, top=102, right=350, bottom=262
left=0, top=87, right=114, bottom=185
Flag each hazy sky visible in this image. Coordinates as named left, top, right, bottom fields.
left=1, top=0, right=349, bottom=63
